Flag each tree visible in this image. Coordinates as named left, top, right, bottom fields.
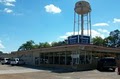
left=51, top=41, right=67, bottom=47
left=18, top=40, right=35, bottom=51
left=18, top=40, right=67, bottom=51
left=51, top=42, right=59, bottom=47
left=33, top=44, right=39, bottom=49
left=103, top=37, right=109, bottom=47
left=43, top=42, right=51, bottom=48
left=92, top=36, right=104, bottom=46
left=106, top=29, right=120, bottom=47
left=92, top=29, right=120, bottom=48
left=38, top=42, right=51, bottom=48
left=0, top=51, right=3, bottom=54
left=104, top=36, right=115, bottom=47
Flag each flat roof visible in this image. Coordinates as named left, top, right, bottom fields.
left=11, top=44, right=120, bottom=54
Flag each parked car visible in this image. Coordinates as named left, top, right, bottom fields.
left=97, top=57, right=117, bottom=71
left=10, top=58, right=25, bottom=66
left=1, top=58, right=10, bottom=65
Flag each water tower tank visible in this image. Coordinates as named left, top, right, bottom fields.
left=74, top=1, right=91, bottom=14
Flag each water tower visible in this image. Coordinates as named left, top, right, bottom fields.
left=68, top=0, right=91, bottom=44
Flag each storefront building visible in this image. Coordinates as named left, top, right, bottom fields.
left=9, top=44, right=120, bottom=70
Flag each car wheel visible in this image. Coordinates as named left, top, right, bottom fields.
left=118, top=72, right=120, bottom=75
left=1, top=63, right=4, bottom=65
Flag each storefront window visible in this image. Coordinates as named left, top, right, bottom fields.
left=79, top=51, right=92, bottom=64
left=59, top=52, right=65, bottom=65
left=49, top=53, right=53, bottom=64
left=66, top=51, right=72, bottom=65
left=40, top=53, right=44, bottom=64
left=54, top=52, right=59, bottom=64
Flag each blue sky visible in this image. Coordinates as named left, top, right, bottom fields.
left=0, top=0, right=120, bottom=53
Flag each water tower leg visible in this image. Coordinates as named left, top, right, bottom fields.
left=89, top=12, right=92, bottom=44
left=89, top=13, right=91, bottom=38
left=73, top=12, right=76, bottom=35
left=78, top=14, right=80, bottom=43
left=81, top=14, right=84, bottom=43
left=87, top=13, right=89, bottom=36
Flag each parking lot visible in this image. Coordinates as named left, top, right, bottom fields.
left=0, top=64, right=120, bottom=79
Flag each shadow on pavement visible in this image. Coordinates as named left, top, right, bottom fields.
left=8, top=64, right=96, bottom=73
left=97, top=69, right=116, bottom=72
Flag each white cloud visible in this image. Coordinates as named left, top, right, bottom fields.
left=59, top=32, right=73, bottom=39
left=48, top=41, right=52, bottom=45
left=5, top=2, right=15, bottom=6
left=97, top=29, right=109, bottom=34
left=44, top=4, right=62, bottom=14
left=0, top=0, right=17, bottom=14
left=0, top=43, right=4, bottom=49
left=0, top=40, right=5, bottom=49
left=4, top=8, right=13, bottom=13
left=0, top=0, right=16, bottom=6
left=0, top=0, right=16, bottom=3
left=91, top=30, right=105, bottom=38
left=93, top=23, right=109, bottom=26
left=5, top=0, right=16, bottom=2
left=59, top=30, right=107, bottom=40
left=113, top=18, right=120, bottom=23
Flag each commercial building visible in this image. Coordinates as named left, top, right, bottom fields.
left=9, top=44, right=120, bottom=70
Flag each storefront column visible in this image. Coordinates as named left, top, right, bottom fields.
left=59, top=52, right=60, bottom=64
left=65, top=51, right=67, bottom=65
left=53, top=53, right=54, bottom=64
left=78, top=50, right=80, bottom=64
left=44, top=53, right=45, bottom=64
left=85, top=51, right=86, bottom=64
left=39, top=53, right=41, bottom=64
left=90, top=51, right=92, bottom=64
left=79, top=50, right=81, bottom=64
left=72, top=51, right=73, bottom=66
left=31, top=52, right=34, bottom=65
left=48, top=53, right=50, bottom=64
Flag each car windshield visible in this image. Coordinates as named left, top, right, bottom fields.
left=6, top=59, right=10, bottom=60
left=101, top=58, right=116, bottom=65
left=11, top=59, right=16, bottom=61
left=1, top=59, right=4, bottom=61
left=105, top=59, right=115, bottom=62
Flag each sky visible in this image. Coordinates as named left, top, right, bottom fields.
left=0, top=0, right=120, bottom=53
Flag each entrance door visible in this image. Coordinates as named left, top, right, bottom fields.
left=35, top=57, right=39, bottom=65
left=71, top=53, right=79, bottom=69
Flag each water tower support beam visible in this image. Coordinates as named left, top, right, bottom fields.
left=81, top=14, right=84, bottom=43
left=73, top=12, right=76, bottom=35
left=87, top=13, right=89, bottom=36
left=78, top=14, right=80, bottom=43
left=89, top=12, right=92, bottom=38
left=81, top=14, right=84, bottom=36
